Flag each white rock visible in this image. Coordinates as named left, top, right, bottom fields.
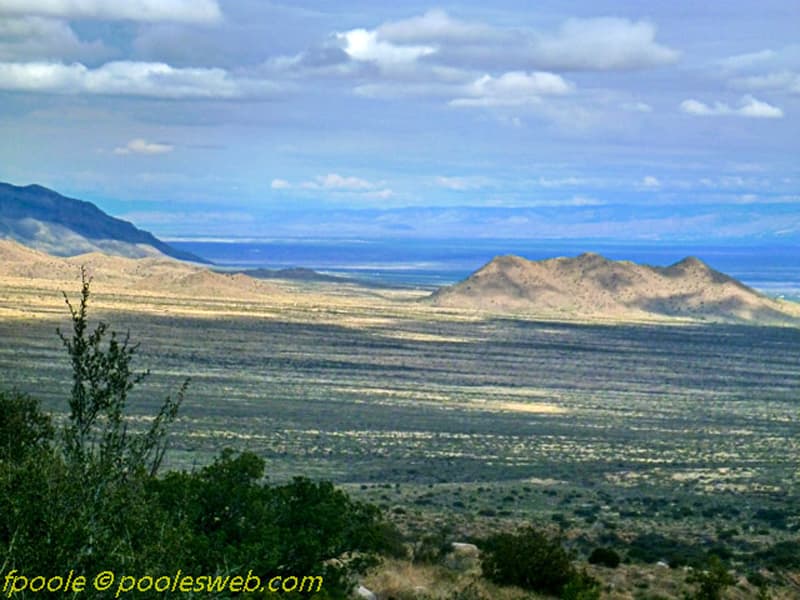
left=451, top=542, right=480, bottom=556
left=354, top=584, right=377, bottom=600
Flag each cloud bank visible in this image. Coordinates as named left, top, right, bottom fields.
left=680, top=95, right=783, bottom=118
left=0, top=0, right=221, bottom=23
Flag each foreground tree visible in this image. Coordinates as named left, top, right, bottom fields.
left=57, top=267, right=186, bottom=476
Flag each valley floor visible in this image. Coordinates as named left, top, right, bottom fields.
left=1, top=273, right=799, bottom=598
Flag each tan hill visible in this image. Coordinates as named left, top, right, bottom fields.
left=0, top=239, right=276, bottom=299
left=430, top=253, right=800, bottom=323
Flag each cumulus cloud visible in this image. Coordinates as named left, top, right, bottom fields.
left=526, top=195, right=605, bottom=207
left=0, top=16, right=107, bottom=62
left=376, top=9, right=497, bottom=45
left=642, top=176, right=660, bottom=189
left=622, top=101, right=652, bottom=113
left=531, top=18, right=679, bottom=71
left=436, top=176, right=484, bottom=190
left=731, top=70, right=800, bottom=95
left=0, top=60, right=281, bottom=98
left=364, top=188, right=393, bottom=200
left=328, top=11, right=678, bottom=94
left=371, top=12, right=678, bottom=72
left=450, top=71, right=572, bottom=107
left=337, top=28, right=434, bottom=68
left=680, top=95, right=784, bottom=118
left=114, top=138, right=173, bottom=155
left=289, top=173, right=393, bottom=201
left=303, top=173, right=375, bottom=191
left=270, top=178, right=291, bottom=190
left=718, top=49, right=777, bottom=71
left=0, top=0, right=221, bottom=23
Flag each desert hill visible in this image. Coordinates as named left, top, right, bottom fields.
left=0, top=182, right=207, bottom=263
left=229, top=267, right=350, bottom=283
left=0, top=239, right=274, bottom=299
left=430, top=253, right=799, bottom=323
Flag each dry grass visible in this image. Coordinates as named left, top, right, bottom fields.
left=363, top=559, right=543, bottom=599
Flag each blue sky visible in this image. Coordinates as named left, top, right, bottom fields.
left=0, top=1, right=798, bottom=240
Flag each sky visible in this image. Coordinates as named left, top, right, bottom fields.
left=0, top=0, right=798, bottom=241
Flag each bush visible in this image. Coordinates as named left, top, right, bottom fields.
left=412, top=525, right=453, bottom=564
left=560, top=569, right=601, bottom=600
left=588, top=546, right=621, bottom=568
left=0, top=389, right=53, bottom=462
left=481, top=526, right=575, bottom=595
left=686, top=555, right=736, bottom=600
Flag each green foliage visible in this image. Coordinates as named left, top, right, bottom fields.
left=588, top=546, right=621, bottom=568
left=626, top=532, right=707, bottom=568
left=412, top=525, right=452, bottom=564
left=755, top=540, right=800, bottom=569
left=685, top=555, right=736, bottom=600
left=0, top=389, right=52, bottom=462
left=480, top=526, right=575, bottom=595
left=560, top=569, right=601, bottom=600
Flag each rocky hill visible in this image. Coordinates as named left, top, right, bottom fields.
left=430, top=253, right=799, bottom=323
left=0, top=182, right=207, bottom=263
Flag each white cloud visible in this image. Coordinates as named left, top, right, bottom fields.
left=113, top=138, right=173, bottom=155
left=376, top=9, right=496, bottom=44
left=451, top=71, right=572, bottom=107
left=642, top=176, right=660, bottom=189
left=536, top=176, right=584, bottom=188
left=0, top=16, right=107, bottom=62
left=373, top=12, right=678, bottom=72
left=622, top=101, right=652, bottom=113
left=718, top=49, right=777, bottom=71
left=531, top=18, right=679, bottom=71
left=0, top=0, right=221, bottom=23
left=436, top=176, right=482, bottom=190
left=270, top=178, right=291, bottom=190
left=526, top=195, right=605, bottom=207
left=0, top=60, right=281, bottom=98
left=731, top=70, right=800, bottom=95
left=337, top=28, right=434, bottom=68
left=680, top=95, right=783, bottom=118
left=365, top=188, right=393, bottom=200
left=303, top=173, right=374, bottom=191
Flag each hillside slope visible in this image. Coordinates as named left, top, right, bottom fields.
left=430, top=253, right=799, bottom=323
left=0, top=239, right=273, bottom=298
left=0, top=182, right=207, bottom=263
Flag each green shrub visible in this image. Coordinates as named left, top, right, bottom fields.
left=588, top=546, right=621, bottom=568
left=560, top=569, right=601, bottom=600
left=0, top=389, right=53, bottom=462
left=686, top=555, right=735, bottom=600
left=481, top=526, right=575, bottom=595
left=413, top=525, right=452, bottom=564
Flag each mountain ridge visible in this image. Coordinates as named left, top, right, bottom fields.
left=0, top=182, right=208, bottom=263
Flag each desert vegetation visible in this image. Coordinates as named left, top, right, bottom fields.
left=1, top=272, right=799, bottom=598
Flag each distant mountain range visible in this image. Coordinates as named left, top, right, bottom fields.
left=0, top=182, right=207, bottom=263
left=430, top=253, right=800, bottom=324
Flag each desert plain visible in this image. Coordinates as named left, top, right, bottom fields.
left=1, top=241, right=799, bottom=598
